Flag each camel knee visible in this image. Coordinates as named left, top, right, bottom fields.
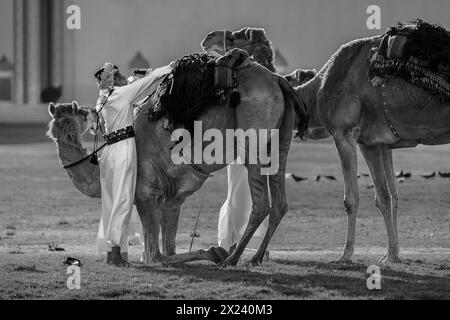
left=375, top=194, right=390, bottom=212
left=343, top=197, right=358, bottom=215
left=249, top=205, right=271, bottom=226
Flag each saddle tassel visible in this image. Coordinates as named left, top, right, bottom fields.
left=230, top=87, right=240, bottom=109
left=90, top=152, right=99, bottom=165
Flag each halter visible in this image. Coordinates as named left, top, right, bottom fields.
left=62, top=89, right=113, bottom=169
left=219, top=30, right=265, bottom=56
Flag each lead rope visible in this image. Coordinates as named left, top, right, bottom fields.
left=90, top=90, right=113, bottom=165
left=189, top=183, right=208, bottom=252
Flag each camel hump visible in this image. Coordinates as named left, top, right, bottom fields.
left=214, top=48, right=250, bottom=91
left=216, top=48, right=249, bottom=71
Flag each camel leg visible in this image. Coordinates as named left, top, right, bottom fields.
left=360, top=144, right=400, bottom=263
left=250, top=172, right=288, bottom=265
left=383, top=148, right=399, bottom=241
left=381, top=146, right=400, bottom=262
left=161, top=204, right=181, bottom=256
left=159, top=247, right=229, bottom=265
left=220, top=164, right=271, bottom=266
left=135, top=198, right=163, bottom=264
left=250, top=103, right=293, bottom=265
left=333, top=130, right=359, bottom=262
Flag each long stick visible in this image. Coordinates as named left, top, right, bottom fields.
left=189, top=183, right=208, bottom=252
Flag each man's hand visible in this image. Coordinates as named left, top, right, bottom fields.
left=87, top=108, right=99, bottom=134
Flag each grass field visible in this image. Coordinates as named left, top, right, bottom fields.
left=0, top=124, right=449, bottom=299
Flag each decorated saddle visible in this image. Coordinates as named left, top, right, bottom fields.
left=148, top=49, right=249, bottom=131
left=369, top=19, right=450, bottom=102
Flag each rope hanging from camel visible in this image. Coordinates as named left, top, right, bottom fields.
left=189, top=183, right=208, bottom=252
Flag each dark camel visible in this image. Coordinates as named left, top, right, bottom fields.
left=48, top=49, right=308, bottom=266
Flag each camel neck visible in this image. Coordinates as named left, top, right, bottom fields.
left=54, top=139, right=101, bottom=198
left=55, top=140, right=87, bottom=168
left=298, top=77, right=321, bottom=127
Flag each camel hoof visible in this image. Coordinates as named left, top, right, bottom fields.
left=381, top=255, right=401, bottom=264
left=207, top=247, right=229, bottom=264
left=248, top=258, right=262, bottom=267
left=141, top=253, right=163, bottom=265
left=219, top=256, right=239, bottom=268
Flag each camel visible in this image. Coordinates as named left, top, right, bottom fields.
left=201, top=27, right=328, bottom=140
left=203, top=28, right=450, bottom=263
left=48, top=49, right=308, bottom=266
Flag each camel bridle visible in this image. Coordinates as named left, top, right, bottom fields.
left=218, top=30, right=266, bottom=56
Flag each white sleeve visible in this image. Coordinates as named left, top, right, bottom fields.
left=119, top=66, right=172, bottom=105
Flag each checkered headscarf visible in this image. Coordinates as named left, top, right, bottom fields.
left=95, top=62, right=118, bottom=91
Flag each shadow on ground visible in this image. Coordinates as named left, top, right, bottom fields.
left=136, top=258, right=450, bottom=299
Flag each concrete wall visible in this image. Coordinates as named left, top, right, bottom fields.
left=0, top=0, right=13, bottom=60
left=1, top=0, right=450, bottom=105
left=65, top=0, right=450, bottom=105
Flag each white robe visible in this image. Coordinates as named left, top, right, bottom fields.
left=218, top=164, right=269, bottom=251
left=96, top=66, right=171, bottom=253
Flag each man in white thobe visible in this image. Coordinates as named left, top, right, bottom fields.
left=94, top=62, right=170, bottom=266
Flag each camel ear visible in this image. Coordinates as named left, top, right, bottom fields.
left=250, top=28, right=267, bottom=42
left=48, top=102, right=56, bottom=117
left=72, top=101, right=79, bottom=114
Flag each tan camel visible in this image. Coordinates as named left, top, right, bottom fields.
left=47, top=102, right=102, bottom=198
left=48, top=49, right=308, bottom=266
left=204, top=28, right=450, bottom=263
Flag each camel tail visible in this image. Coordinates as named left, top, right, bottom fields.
left=278, top=76, right=309, bottom=139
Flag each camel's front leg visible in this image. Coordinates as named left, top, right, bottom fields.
left=161, top=204, right=181, bottom=256
left=135, top=197, right=162, bottom=264
left=333, top=129, right=359, bottom=263
left=383, top=148, right=399, bottom=242
left=221, top=164, right=272, bottom=266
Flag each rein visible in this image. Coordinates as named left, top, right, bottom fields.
left=62, top=142, right=107, bottom=169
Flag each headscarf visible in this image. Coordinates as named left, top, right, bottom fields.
left=94, top=62, right=118, bottom=91
left=94, top=62, right=118, bottom=112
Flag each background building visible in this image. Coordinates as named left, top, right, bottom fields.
left=0, top=0, right=449, bottom=121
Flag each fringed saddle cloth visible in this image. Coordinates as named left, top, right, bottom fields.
left=148, top=49, right=249, bottom=132
left=369, top=19, right=450, bottom=102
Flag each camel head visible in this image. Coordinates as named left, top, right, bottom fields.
left=47, top=101, right=92, bottom=147
left=201, top=27, right=273, bottom=61
left=284, top=68, right=318, bottom=87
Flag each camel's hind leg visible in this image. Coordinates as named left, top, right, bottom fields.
left=220, top=164, right=272, bottom=266
left=333, top=129, right=360, bottom=262
left=249, top=172, right=288, bottom=266
left=249, top=101, right=294, bottom=265
left=360, top=144, right=400, bottom=263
